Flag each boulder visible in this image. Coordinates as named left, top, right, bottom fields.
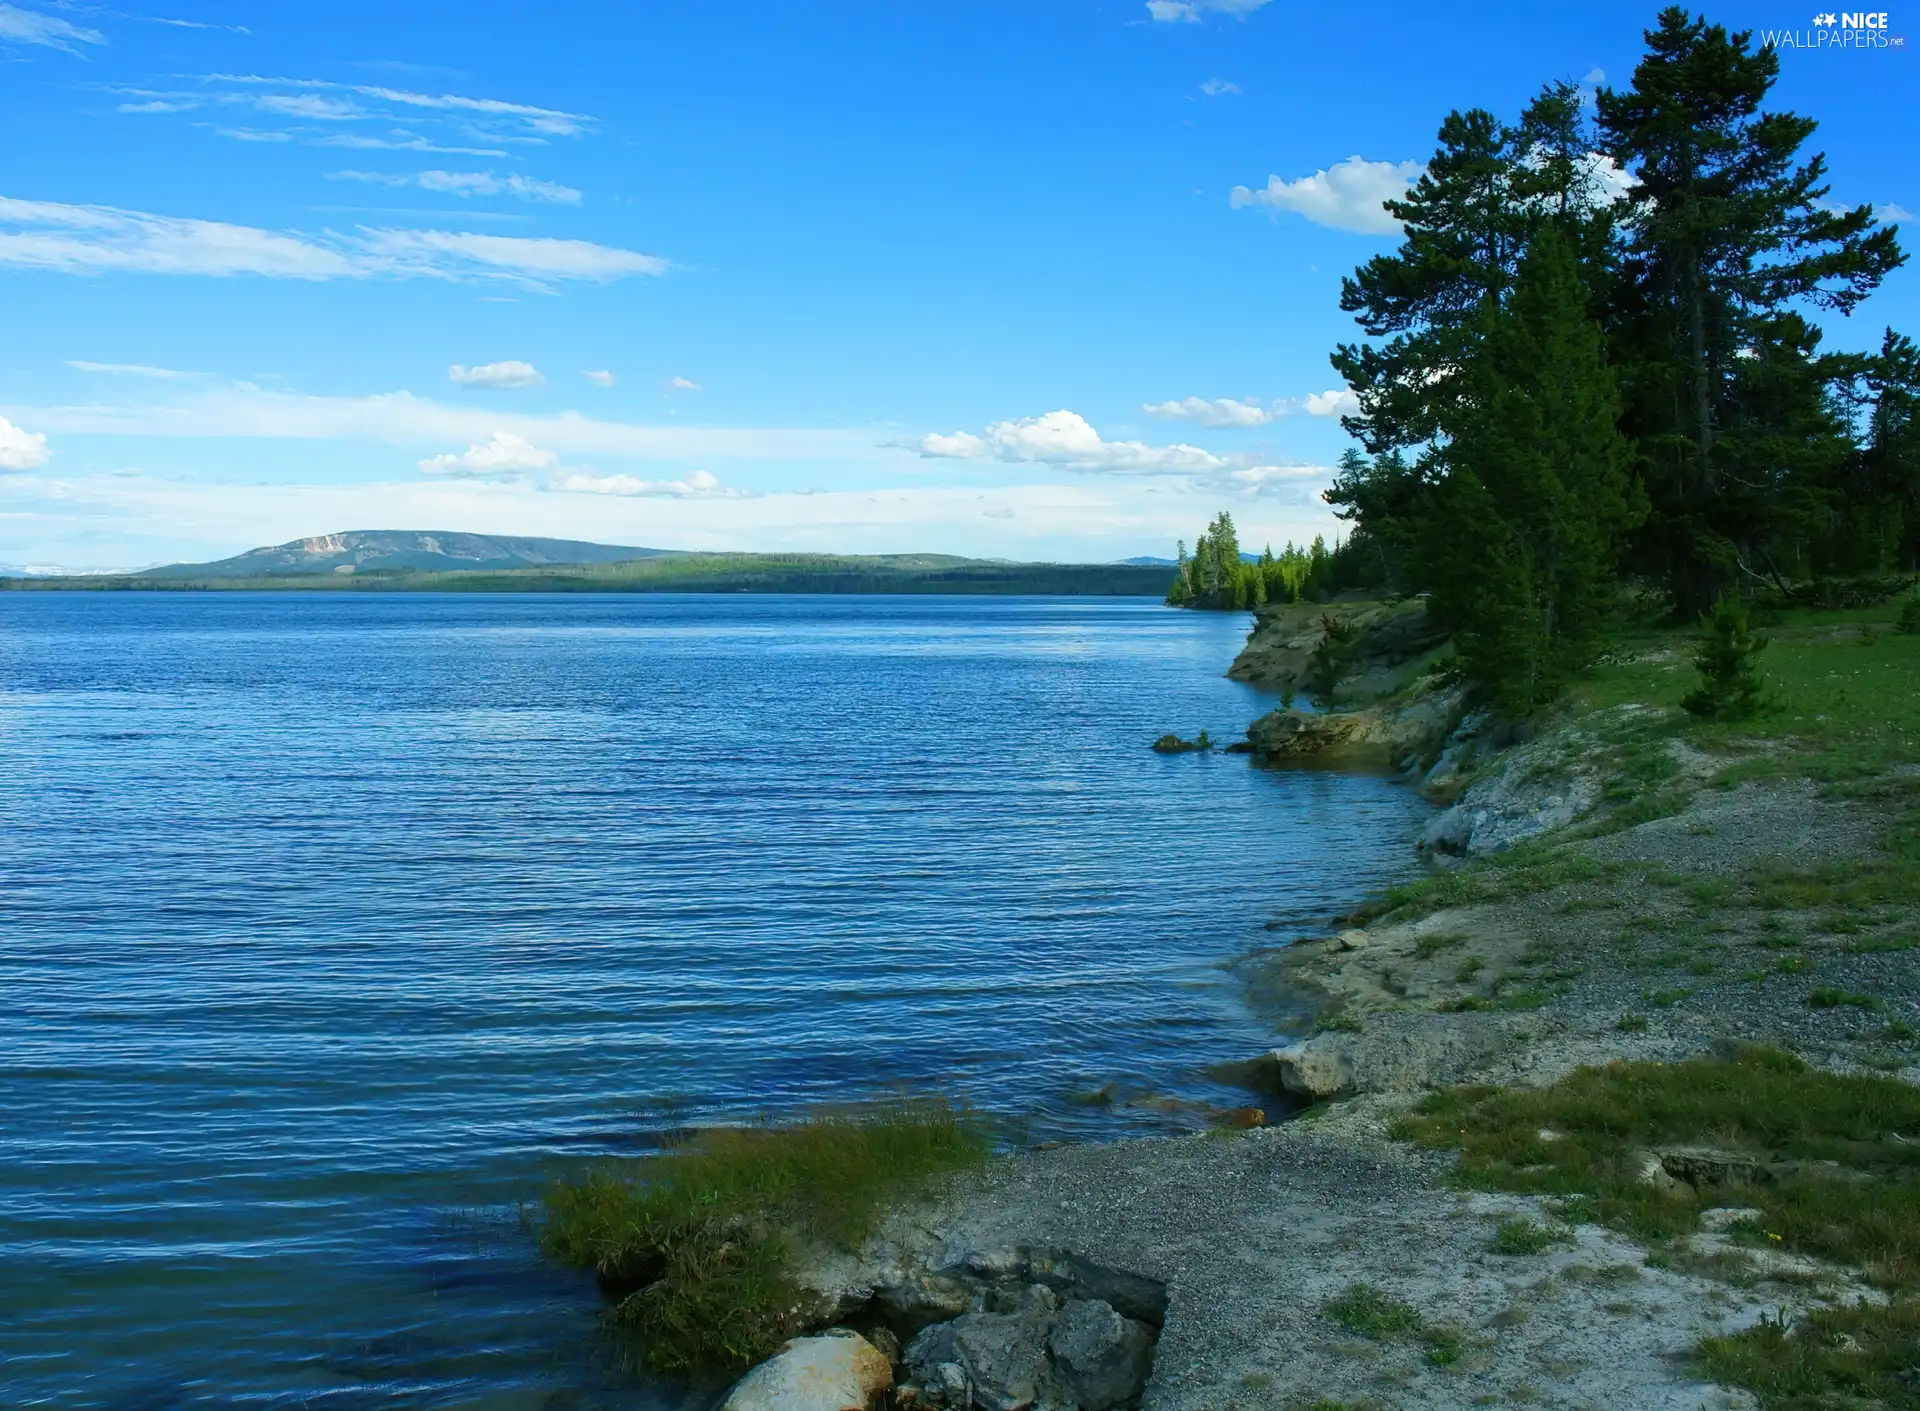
left=719, top=1329, right=893, bottom=1411
left=1267, top=1037, right=1356, bottom=1101
left=897, top=1285, right=1155, bottom=1411
left=902, top=1285, right=1058, bottom=1410
left=1049, top=1298, right=1154, bottom=1410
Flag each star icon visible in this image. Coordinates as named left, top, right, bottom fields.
left=1814, top=11, right=1838, bottom=23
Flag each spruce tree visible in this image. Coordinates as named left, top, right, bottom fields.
left=1419, top=225, right=1644, bottom=714
left=1681, top=595, right=1771, bottom=719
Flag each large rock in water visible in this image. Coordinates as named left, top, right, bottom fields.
left=718, top=1329, right=893, bottom=1411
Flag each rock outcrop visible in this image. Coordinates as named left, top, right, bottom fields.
left=896, top=1283, right=1154, bottom=1410
left=784, top=1244, right=1166, bottom=1411
left=718, top=1329, right=894, bottom=1411
left=1245, top=680, right=1467, bottom=771
left=1228, top=598, right=1448, bottom=704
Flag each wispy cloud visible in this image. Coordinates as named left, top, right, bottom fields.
left=583, top=369, right=616, bottom=387
left=418, top=430, right=556, bottom=477
left=665, top=375, right=702, bottom=392
left=449, top=360, right=544, bottom=389
left=7, top=382, right=894, bottom=464
left=0, top=194, right=667, bottom=287
left=0, top=2, right=103, bottom=54
left=1146, top=0, right=1271, bottom=22
left=199, top=73, right=593, bottom=138
left=1199, top=78, right=1241, bottom=96
left=1230, top=155, right=1422, bottom=235
left=0, top=414, right=51, bottom=470
left=67, top=360, right=197, bottom=379
left=329, top=169, right=582, bottom=204
left=143, top=16, right=252, bottom=33
left=552, top=468, right=742, bottom=498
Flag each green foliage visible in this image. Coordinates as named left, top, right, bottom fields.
left=1898, top=591, right=1920, bottom=635
left=541, top=1100, right=990, bottom=1373
left=1681, top=596, right=1772, bottom=720
left=1166, top=514, right=1370, bottom=609
left=1324, top=6, right=1912, bottom=652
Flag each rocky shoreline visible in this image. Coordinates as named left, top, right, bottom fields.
left=697, top=600, right=1918, bottom=1410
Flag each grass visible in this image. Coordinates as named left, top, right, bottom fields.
left=1488, top=1217, right=1573, bottom=1256
left=1808, top=987, right=1881, bottom=1010
left=1322, top=1282, right=1463, bottom=1366
left=541, top=1099, right=991, bottom=1373
left=1397, top=1048, right=1920, bottom=1407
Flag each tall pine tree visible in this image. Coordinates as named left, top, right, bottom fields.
left=1596, top=6, right=1905, bottom=614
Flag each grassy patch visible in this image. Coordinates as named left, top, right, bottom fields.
left=1322, top=1283, right=1463, bottom=1367
left=1809, top=987, right=1881, bottom=1011
left=1698, top=1302, right=1920, bottom=1410
left=1488, top=1216, right=1573, bottom=1256
left=541, top=1100, right=990, bottom=1373
left=1414, top=930, right=1470, bottom=960
left=1397, top=1049, right=1920, bottom=1405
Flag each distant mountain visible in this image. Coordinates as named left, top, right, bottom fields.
left=1119, top=556, right=1177, bottom=566
left=138, top=530, right=668, bottom=579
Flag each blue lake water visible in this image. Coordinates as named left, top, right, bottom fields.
left=0, top=592, right=1430, bottom=1407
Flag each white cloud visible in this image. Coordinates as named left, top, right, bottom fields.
left=0, top=415, right=51, bottom=470
left=0, top=195, right=667, bottom=286
left=665, top=376, right=702, bottom=392
left=1299, top=387, right=1359, bottom=418
left=418, top=430, right=556, bottom=477
left=0, top=2, right=102, bottom=52
left=909, top=409, right=1224, bottom=476
left=1230, top=155, right=1423, bottom=235
left=551, top=468, right=739, bottom=498
left=67, top=360, right=195, bottom=379
left=1879, top=202, right=1916, bottom=223
left=1146, top=0, right=1271, bottom=21
left=1142, top=388, right=1357, bottom=426
left=1143, top=396, right=1275, bottom=428
left=583, top=369, right=616, bottom=387
left=449, top=360, right=544, bottom=390
left=329, top=169, right=582, bottom=204
left=1199, top=78, right=1241, bottom=96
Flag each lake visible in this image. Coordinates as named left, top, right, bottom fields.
left=0, top=592, right=1429, bottom=1407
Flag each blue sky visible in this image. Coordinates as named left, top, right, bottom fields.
left=0, top=0, right=1914, bottom=569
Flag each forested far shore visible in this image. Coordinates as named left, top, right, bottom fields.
left=1, top=552, right=1178, bottom=597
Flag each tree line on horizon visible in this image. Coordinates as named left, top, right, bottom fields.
left=1172, top=6, right=1916, bottom=716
